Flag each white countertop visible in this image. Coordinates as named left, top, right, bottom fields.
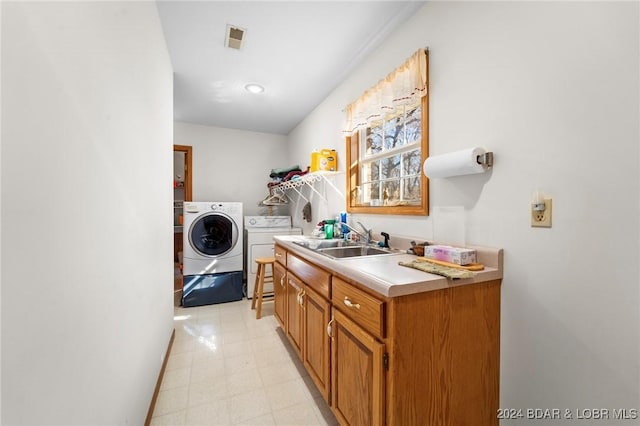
left=274, top=235, right=503, bottom=298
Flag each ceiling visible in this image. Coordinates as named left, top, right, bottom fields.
left=156, top=1, right=425, bottom=135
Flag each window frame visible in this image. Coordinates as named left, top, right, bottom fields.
left=346, top=94, right=429, bottom=216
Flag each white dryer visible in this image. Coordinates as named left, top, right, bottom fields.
left=183, top=202, right=243, bottom=276
left=244, top=216, right=301, bottom=299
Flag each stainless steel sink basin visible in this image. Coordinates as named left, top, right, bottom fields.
left=293, top=238, right=398, bottom=259
left=316, top=245, right=394, bottom=259
left=291, top=237, right=401, bottom=259
left=292, top=239, right=360, bottom=250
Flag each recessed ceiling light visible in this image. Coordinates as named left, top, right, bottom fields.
left=245, top=83, right=264, bottom=94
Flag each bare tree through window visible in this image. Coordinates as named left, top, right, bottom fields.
left=359, top=103, right=422, bottom=206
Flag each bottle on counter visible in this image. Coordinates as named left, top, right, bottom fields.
left=333, top=215, right=342, bottom=238
left=339, top=211, right=348, bottom=235
left=324, top=219, right=335, bottom=239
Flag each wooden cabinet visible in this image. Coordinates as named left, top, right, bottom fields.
left=274, top=244, right=287, bottom=266
left=286, top=250, right=333, bottom=402
left=332, top=277, right=385, bottom=339
left=384, top=280, right=500, bottom=426
left=331, top=308, right=385, bottom=426
left=273, top=261, right=287, bottom=328
left=285, top=272, right=304, bottom=358
left=287, top=251, right=331, bottom=299
left=303, top=284, right=331, bottom=402
left=273, top=243, right=501, bottom=426
left=330, top=277, right=386, bottom=425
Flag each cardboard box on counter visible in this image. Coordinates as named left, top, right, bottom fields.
left=423, top=245, right=477, bottom=265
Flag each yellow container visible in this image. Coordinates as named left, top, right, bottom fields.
left=310, top=149, right=338, bottom=172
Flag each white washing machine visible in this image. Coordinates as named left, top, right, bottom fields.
left=245, top=216, right=302, bottom=299
left=183, top=202, right=243, bottom=275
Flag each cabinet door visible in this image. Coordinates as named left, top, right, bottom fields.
left=303, top=285, right=331, bottom=402
left=273, top=261, right=287, bottom=329
left=286, top=273, right=304, bottom=359
left=331, top=308, right=385, bottom=426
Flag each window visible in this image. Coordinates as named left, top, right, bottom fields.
left=345, top=49, right=429, bottom=215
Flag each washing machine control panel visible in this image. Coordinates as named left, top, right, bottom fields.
left=184, top=203, right=200, bottom=213
left=244, top=216, right=292, bottom=228
left=209, top=203, right=241, bottom=215
left=184, top=202, right=241, bottom=216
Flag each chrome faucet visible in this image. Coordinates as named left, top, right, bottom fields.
left=357, top=221, right=373, bottom=245
left=337, top=221, right=373, bottom=245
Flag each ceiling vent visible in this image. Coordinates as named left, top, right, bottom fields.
left=225, top=25, right=246, bottom=50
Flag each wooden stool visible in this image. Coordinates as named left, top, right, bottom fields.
left=251, top=257, right=275, bottom=319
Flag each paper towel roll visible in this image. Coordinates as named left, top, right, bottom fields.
left=423, top=147, right=489, bottom=178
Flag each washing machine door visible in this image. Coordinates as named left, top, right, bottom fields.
left=188, top=212, right=238, bottom=257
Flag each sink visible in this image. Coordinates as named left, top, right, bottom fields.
left=291, top=237, right=401, bottom=259
left=292, top=239, right=360, bottom=250
left=317, top=245, right=394, bottom=259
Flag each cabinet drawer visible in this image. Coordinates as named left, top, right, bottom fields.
left=274, top=244, right=287, bottom=266
left=332, top=277, right=385, bottom=339
left=287, top=253, right=331, bottom=299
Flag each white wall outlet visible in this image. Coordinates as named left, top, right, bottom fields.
left=531, top=198, right=552, bottom=228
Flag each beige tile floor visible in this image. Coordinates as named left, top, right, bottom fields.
left=151, top=298, right=338, bottom=426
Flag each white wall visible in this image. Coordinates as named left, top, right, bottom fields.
left=174, top=121, right=290, bottom=216
left=288, top=1, right=640, bottom=423
left=0, top=1, right=3, bottom=421
left=1, top=2, right=174, bottom=424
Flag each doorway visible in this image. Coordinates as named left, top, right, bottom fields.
left=173, top=145, right=193, bottom=260
left=173, top=145, right=192, bottom=305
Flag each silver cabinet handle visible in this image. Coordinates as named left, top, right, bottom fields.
left=343, top=297, right=361, bottom=310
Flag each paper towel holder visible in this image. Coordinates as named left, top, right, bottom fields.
left=477, top=151, right=494, bottom=167
left=423, top=147, right=495, bottom=179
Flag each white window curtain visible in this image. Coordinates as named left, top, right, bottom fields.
left=343, top=49, right=428, bottom=134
